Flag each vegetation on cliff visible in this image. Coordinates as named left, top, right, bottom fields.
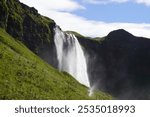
left=0, top=28, right=112, bottom=99
left=0, top=0, right=56, bottom=63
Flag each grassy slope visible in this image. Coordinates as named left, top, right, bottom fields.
left=0, top=28, right=112, bottom=100
left=66, top=31, right=106, bottom=44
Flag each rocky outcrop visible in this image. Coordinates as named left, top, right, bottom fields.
left=0, top=0, right=8, bottom=28
left=0, top=0, right=57, bottom=67
left=77, top=29, right=150, bottom=99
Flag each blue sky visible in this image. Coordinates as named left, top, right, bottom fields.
left=74, top=1, right=150, bottom=23
left=20, top=0, right=150, bottom=38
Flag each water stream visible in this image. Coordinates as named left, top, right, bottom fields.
left=54, top=26, right=90, bottom=88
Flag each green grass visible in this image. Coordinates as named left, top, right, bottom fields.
left=0, top=28, right=112, bottom=100
left=65, top=30, right=106, bottom=44
left=65, top=31, right=85, bottom=38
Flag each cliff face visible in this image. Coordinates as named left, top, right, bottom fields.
left=77, top=30, right=150, bottom=99
left=100, top=30, right=150, bottom=99
left=0, top=0, right=8, bottom=29
left=0, top=0, right=57, bottom=67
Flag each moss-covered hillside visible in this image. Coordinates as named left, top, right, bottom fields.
left=0, top=28, right=112, bottom=99
left=0, top=0, right=56, bottom=66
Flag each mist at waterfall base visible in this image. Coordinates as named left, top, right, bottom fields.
left=54, top=26, right=94, bottom=95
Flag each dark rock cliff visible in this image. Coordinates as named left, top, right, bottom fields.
left=0, top=0, right=57, bottom=67
left=77, top=29, right=150, bottom=99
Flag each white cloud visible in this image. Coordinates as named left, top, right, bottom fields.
left=20, top=0, right=150, bottom=38
left=83, top=0, right=129, bottom=4
left=84, top=0, right=150, bottom=6
left=20, top=0, right=85, bottom=12
left=135, top=0, right=150, bottom=6
left=42, top=10, right=150, bottom=38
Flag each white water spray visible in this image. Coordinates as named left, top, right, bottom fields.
left=54, top=26, right=90, bottom=88
left=88, top=84, right=97, bottom=96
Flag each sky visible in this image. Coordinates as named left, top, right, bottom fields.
left=20, top=0, right=150, bottom=38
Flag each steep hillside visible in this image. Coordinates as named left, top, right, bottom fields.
left=0, top=0, right=57, bottom=67
left=99, top=29, right=150, bottom=99
left=0, top=28, right=112, bottom=99
left=76, top=29, right=150, bottom=99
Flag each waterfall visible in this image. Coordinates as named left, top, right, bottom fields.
left=54, top=26, right=90, bottom=88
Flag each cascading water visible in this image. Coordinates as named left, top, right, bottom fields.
left=54, top=26, right=90, bottom=88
